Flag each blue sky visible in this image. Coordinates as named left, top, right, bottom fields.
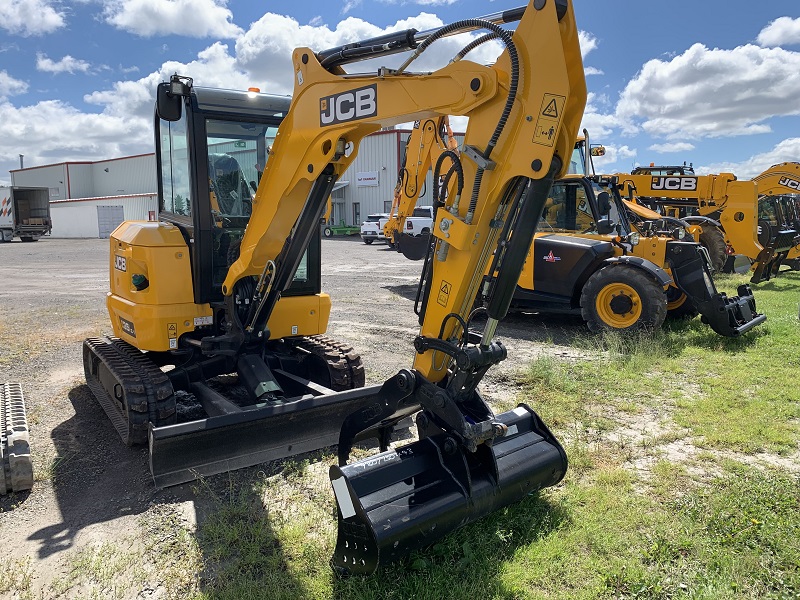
left=1, top=0, right=798, bottom=186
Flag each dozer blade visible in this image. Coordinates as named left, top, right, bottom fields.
left=150, top=384, right=390, bottom=488
left=329, top=404, right=566, bottom=575
left=396, top=232, right=431, bottom=261
left=1, top=382, right=33, bottom=495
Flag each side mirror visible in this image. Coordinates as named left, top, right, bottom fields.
left=590, top=145, right=606, bottom=157
left=156, top=82, right=182, bottom=122
left=597, top=191, right=612, bottom=215
left=597, top=219, right=615, bottom=235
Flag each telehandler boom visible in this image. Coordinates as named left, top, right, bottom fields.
left=617, top=166, right=798, bottom=283
left=83, top=0, right=586, bottom=574
left=753, top=162, right=800, bottom=272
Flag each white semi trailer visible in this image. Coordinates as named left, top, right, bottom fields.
left=0, top=186, right=52, bottom=242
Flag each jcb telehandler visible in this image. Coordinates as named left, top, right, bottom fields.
left=478, top=173, right=765, bottom=335
left=83, top=0, right=586, bottom=574
left=618, top=164, right=798, bottom=283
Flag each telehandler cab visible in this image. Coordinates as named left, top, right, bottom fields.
left=83, top=0, right=587, bottom=574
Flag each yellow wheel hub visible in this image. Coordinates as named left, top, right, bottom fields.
left=595, top=283, right=642, bottom=328
left=666, top=286, right=688, bottom=310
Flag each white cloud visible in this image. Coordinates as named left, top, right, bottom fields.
left=592, top=145, right=637, bottom=172
left=584, top=67, right=603, bottom=76
left=757, top=16, right=800, bottom=47
left=236, top=12, right=505, bottom=96
left=0, top=99, right=151, bottom=169
left=648, top=142, right=695, bottom=153
left=616, top=43, right=800, bottom=140
left=0, top=0, right=65, bottom=36
left=102, top=0, right=243, bottom=38
left=85, top=43, right=251, bottom=120
left=699, top=137, right=800, bottom=179
left=0, top=71, right=28, bottom=99
left=579, top=31, right=598, bottom=59
left=36, top=54, right=92, bottom=75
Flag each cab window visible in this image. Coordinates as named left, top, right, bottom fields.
left=538, top=182, right=595, bottom=233
left=159, top=115, right=192, bottom=217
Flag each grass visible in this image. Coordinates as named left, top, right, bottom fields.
left=5, top=271, right=798, bottom=599
left=143, top=271, right=796, bottom=600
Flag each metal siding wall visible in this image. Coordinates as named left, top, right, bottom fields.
left=49, top=195, right=158, bottom=238
left=68, top=164, right=94, bottom=198
left=10, top=165, right=68, bottom=200
left=93, top=155, right=156, bottom=197
left=340, top=132, right=399, bottom=224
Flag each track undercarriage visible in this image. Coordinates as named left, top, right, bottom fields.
left=82, top=334, right=378, bottom=487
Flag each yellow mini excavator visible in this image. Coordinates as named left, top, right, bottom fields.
left=83, top=0, right=586, bottom=574
left=383, top=116, right=459, bottom=259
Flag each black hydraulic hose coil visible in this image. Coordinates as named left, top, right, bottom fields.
left=411, top=19, right=518, bottom=216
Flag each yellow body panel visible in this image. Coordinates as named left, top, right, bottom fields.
left=616, top=173, right=763, bottom=259
left=107, top=221, right=330, bottom=351
left=222, top=0, right=586, bottom=382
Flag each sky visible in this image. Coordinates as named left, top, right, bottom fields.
left=1, top=0, right=798, bottom=187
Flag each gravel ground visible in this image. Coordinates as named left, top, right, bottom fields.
left=0, top=235, right=585, bottom=598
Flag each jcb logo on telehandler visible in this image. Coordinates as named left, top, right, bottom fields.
left=651, top=176, right=698, bottom=191
left=320, top=84, right=377, bottom=126
left=779, top=176, right=800, bottom=190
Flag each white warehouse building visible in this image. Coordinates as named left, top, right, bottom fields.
left=9, top=128, right=458, bottom=239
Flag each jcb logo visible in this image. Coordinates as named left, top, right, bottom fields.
left=320, top=84, right=377, bottom=126
left=779, top=176, right=800, bottom=190
left=651, top=176, right=697, bottom=191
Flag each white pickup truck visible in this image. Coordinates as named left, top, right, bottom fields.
left=359, top=213, right=389, bottom=244
left=400, top=205, right=435, bottom=237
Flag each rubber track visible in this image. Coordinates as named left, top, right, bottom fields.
left=83, top=337, right=175, bottom=446
left=288, top=335, right=366, bottom=391
left=1, top=382, right=33, bottom=494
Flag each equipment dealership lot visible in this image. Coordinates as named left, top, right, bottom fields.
left=1, top=237, right=798, bottom=599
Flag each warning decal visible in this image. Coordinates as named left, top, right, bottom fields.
left=533, top=93, right=566, bottom=147
left=542, top=99, right=559, bottom=118
left=437, top=280, right=452, bottom=307
left=167, top=323, right=177, bottom=339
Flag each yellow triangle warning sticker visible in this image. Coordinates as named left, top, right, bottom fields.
left=542, top=99, right=558, bottom=118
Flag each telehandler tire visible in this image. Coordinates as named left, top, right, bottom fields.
left=665, top=284, right=699, bottom=319
left=698, top=226, right=726, bottom=273
left=581, top=265, right=666, bottom=333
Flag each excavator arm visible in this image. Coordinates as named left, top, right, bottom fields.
left=383, top=116, right=459, bottom=259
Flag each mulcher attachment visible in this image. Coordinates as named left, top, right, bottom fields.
left=329, top=403, right=566, bottom=575
left=1, top=382, right=33, bottom=495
